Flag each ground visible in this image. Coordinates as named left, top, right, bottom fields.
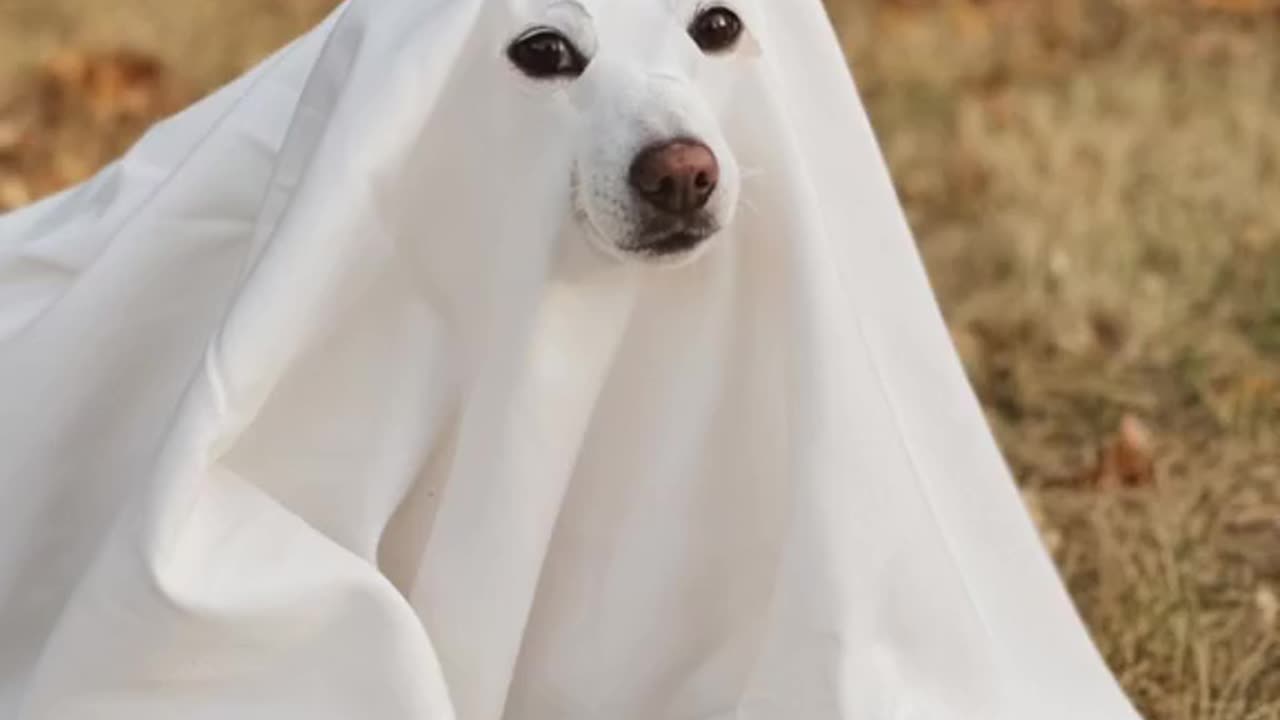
left=1, top=1, right=1277, bottom=717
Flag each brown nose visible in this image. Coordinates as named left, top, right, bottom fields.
left=628, top=140, right=719, bottom=215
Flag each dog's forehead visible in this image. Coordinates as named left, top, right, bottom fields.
left=588, top=0, right=691, bottom=25
left=506, top=0, right=761, bottom=71
left=523, top=0, right=693, bottom=38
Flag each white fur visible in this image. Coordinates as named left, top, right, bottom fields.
left=515, top=0, right=745, bottom=266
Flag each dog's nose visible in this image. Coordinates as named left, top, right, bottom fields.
left=629, top=140, right=719, bottom=215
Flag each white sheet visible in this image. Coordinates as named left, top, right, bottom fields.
left=0, top=1, right=1143, bottom=717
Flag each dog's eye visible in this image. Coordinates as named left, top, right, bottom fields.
left=507, top=29, right=589, bottom=79
left=689, top=6, right=744, bottom=53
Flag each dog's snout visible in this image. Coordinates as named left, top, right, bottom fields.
left=628, top=140, right=719, bottom=215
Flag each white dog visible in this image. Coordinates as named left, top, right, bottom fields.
left=505, top=1, right=747, bottom=265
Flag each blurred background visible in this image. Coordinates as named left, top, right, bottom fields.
left=1, top=0, right=1277, bottom=716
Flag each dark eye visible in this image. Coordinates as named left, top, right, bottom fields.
left=507, top=29, right=589, bottom=79
left=689, top=6, right=744, bottom=53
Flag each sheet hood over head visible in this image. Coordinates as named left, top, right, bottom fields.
left=0, top=0, right=1143, bottom=718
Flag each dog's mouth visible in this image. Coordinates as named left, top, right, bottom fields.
left=626, top=217, right=721, bottom=258
left=633, top=230, right=709, bottom=256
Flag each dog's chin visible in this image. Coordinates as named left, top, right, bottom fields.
left=609, top=211, right=726, bottom=265
left=575, top=195, right=729, bottom=267
left=578, top=218, right=724, bottom=267
left=623, top=227, right=719, bottom=263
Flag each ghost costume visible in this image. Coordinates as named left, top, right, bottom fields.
left=0, top=0, right=1143, bottom=718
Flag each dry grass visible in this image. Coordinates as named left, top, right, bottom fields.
left=829, top=3, right=1280, bottom=717
left=2, top=0, right=1278, bottom=717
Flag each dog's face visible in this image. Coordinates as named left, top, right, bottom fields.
left=504, top=0, right=752, bottom=265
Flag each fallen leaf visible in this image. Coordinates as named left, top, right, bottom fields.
left=1088, top=414, right=1157, bottom=489
left=39, top=49, right=174, bottom=122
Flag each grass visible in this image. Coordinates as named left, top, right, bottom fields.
left=2, top=0, right=1278, bottom=717
left=829, top=4, right=1280, bottom=717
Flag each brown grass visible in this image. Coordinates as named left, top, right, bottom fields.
left=2, top=1, right=1278, bottom=717
left=830, top=4, right=1280, bottom=717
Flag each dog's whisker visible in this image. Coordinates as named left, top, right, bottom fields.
left=739, top=196, right=763, bottom=218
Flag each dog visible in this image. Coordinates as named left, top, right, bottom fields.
left=505, top=0, right=748, bottom=265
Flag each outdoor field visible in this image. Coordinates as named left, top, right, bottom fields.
left=1, top=1, right=1277, bottom=717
